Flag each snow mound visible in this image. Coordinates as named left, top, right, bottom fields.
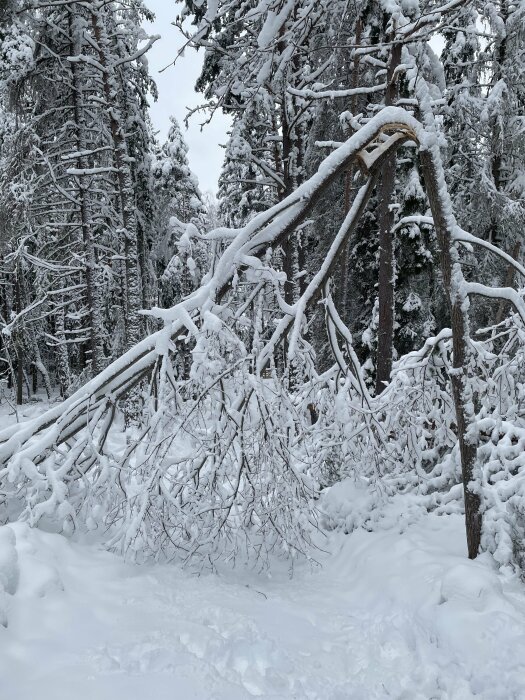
left=439, top=562, right=503, bottom=607
left=0, top=526, right=19, bottom=595
left=321, top=476, right=430, bottom=534
left=0, top=525, right=19, bottom=627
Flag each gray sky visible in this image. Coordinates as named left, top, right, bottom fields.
left=143, top=2, right=231, bottom=196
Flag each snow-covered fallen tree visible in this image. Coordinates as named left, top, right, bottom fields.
left=2, top=75, right=525, bottom=568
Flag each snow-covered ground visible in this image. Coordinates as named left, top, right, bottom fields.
left=1, top=513, right=525, bottom=700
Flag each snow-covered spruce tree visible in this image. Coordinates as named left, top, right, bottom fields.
left=481, top=1, right=525, bottom=253
left=150, top=116, right=208, bottom=377
left=153, top=117, right=203, bottom=225
left=393, top=160, right=439, bottom=358
left=441, top=4, right=483, bottom=237
left=153, top=119, right=208, bottom=292
left=442, top=2, right=525, bottom=329
left=179, top=0, right=319, bottom=309
left=151, top=115, right=205, bottom=304
left=217, top=97, right=280, bottom=229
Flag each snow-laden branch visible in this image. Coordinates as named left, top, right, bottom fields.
left=3, top=102, right=523, bottom=502
left=287, top=83, right=387, bottom=100
left=454, top=230, right=525, bottom=280
left=0, top=106, right=419, bottom=467
left=463, top=283, right=525, bottom=325
left=324, top=291, right=373, bottom=408
left=1, top=296, right=48, bottom=337
left=112, top=35, right=160, bottom=68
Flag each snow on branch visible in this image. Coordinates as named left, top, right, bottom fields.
left=3, top=99, right=525, bottom=565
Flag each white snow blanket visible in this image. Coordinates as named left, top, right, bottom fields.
left=1, top=514, right=525, bottom=699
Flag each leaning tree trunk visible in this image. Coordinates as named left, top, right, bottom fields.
left=420, top=148, right=481, bottom=559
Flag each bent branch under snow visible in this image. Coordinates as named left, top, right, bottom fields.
left=1, top=104, right=523, bottom=521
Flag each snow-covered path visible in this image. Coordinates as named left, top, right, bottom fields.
left=2, top=514, right=525, bottom=700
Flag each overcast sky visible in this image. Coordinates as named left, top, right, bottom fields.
left=143, top=1, right=231, bottom=196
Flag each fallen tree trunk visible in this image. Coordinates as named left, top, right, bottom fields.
left=2, top=105, right=523, bottom=560
left=0, top=108, right=415, bottom=466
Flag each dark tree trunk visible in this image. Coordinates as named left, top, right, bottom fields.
left=375, top=41, right=402, bottom=395
left=496, top=242, right=521, bottom=325
left=375, top=149, right=396, bottom=394
left=32, top=364, right=38, bottom=395
left=339, top=17, right=362, bottom=317
left=489, top=2, right=507, bottom=247
left=421, top=149, right=481, bottom=559
left=15, top=272, right=23, bottom=405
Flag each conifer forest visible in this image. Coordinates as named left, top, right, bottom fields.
left=1, top=1, right=525, bottom=698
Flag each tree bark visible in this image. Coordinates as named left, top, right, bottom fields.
left=495, top=242, right=521, bottom=325
left=279, top=15, right=306, bottom=309
left=339, top=17, right=362, bottom=317
left=420, top=148, right=481, bottom=559
left=15, top=271, right=23, bottom=406
left=375, top=41, right=402, bottom=395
